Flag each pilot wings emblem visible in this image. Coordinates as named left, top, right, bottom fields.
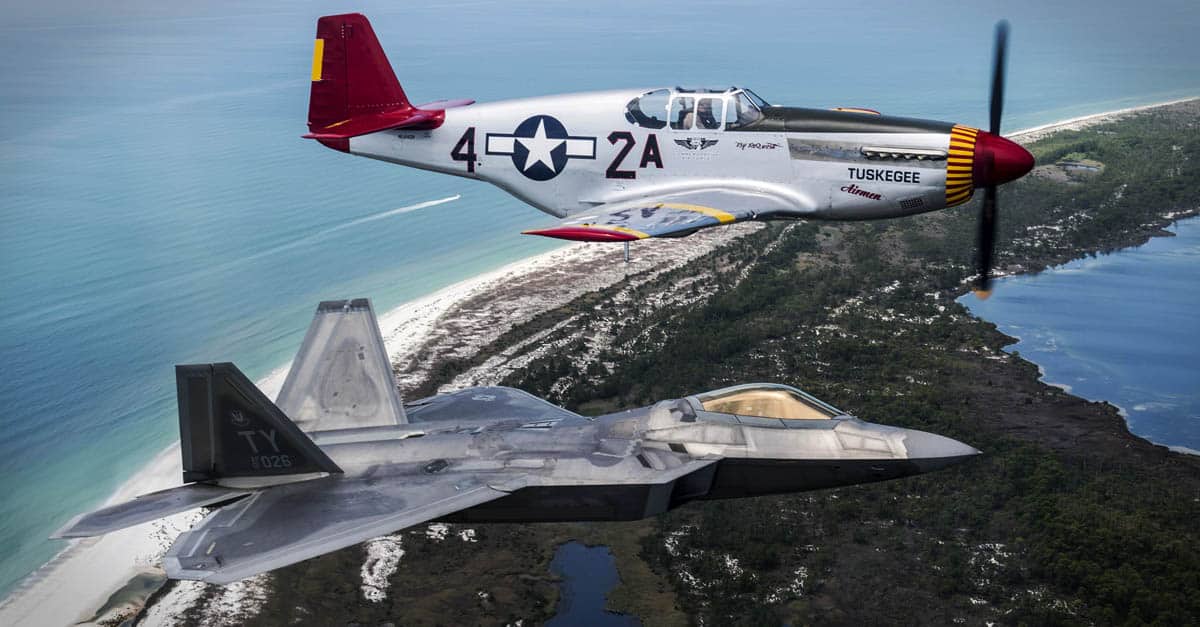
left=674, top=137, right=719, bottom=150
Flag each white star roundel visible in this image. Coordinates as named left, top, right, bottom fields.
left=485, top=115, right=596, bottom=181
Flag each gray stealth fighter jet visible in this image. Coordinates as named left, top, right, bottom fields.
left=54, top=298, right=979, bottom=584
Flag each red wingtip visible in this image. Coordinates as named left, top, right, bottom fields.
left=523, top=227, right=642, bottom=242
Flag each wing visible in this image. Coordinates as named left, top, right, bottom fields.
left=275, top=299, right=408, bottom=431
left=523, top=189, right=802, bottom=242
left=404, top=386, right=583, bottom=424
left=164, top=472, right=512, bottom=584
left=52, top=483, right=249, bottom=539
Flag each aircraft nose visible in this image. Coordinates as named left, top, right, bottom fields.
left=902, top=429, right=982, bottom=472
left=973, top=130, right=1035, bottom=186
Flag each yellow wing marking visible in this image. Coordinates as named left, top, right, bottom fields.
left=657, top=203, right=737, bottom=224
left=577, top=224, right=651, bottom=239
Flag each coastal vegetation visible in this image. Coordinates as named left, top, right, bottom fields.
left=185, top=102, right=1199, bottom=626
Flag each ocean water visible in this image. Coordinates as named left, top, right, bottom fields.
left=2, top=0, right=1199, bottom=599
left=960, top=218, right=1200, bottom=452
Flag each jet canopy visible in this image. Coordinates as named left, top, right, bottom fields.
left=688, top=383, right=845, bottom=426
left=625, top=86, right=769, bottom=131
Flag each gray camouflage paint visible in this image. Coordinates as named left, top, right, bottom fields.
left=55, top=299, right=979, bottom=584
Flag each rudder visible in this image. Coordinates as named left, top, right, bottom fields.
left=176, top=363, right=342, bottom=483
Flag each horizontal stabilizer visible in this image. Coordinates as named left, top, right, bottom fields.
left=303, top=108, right=444, bottom=139
left=413, top=98, right=475, bottom=110
left=51, top=484, right=249, bottom=539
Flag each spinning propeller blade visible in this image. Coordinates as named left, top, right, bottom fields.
left=974, top=21, right=1011, bottom=299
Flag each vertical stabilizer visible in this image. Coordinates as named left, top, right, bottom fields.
left=176, top=363, right=342, bottom=483
left=304, top=14, right=472, bottom=144
left=308, top=13, right=410, bottom=133
left=276, top=298, right=407, bottom=431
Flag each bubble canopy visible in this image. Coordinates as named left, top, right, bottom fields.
left=624, top=87, right=769, bottom=131
left=692, top=384, right=844, bottom=421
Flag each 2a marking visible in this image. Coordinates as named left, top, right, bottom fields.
left=606, top=132, right=663, bottom=180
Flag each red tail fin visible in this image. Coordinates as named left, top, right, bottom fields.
left=308, top=13, right=410, bottom=132
left=305, top=14, right=474, bottom=149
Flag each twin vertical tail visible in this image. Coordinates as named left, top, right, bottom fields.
left=51, top=362, right=339, bottom=540
left=305, top=13, right=472, bottom=149
left=50, top=298, right=403, bottom=540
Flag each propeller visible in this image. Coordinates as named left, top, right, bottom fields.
left=973, top=20, right=1009, bottom=300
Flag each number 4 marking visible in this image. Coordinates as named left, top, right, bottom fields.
left=451, top=127, right=477, bottom=173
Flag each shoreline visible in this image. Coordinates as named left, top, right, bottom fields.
left=1007, top=96, right=1198, bottom=142
left=2, top=96, right=1196, bottom=625
left=958, top=212, right=1200, bottom=455
left=0, top=241, right=591, bottom=626
left=0, top=223, right=758, bottom=626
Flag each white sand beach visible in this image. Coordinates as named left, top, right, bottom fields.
left=1008, top=97, right=1198, bottom=142
left=0, top=223, right=755, bottom=625
left=1, top=96, right=1195, bottom=626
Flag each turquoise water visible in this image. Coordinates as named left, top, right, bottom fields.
left=2, top=0, right=1199, bottom=599
left=960, top=218, right=1200, bottom=452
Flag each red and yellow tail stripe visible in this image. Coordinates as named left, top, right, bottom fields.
left=946, top=125, right=978, bottom=207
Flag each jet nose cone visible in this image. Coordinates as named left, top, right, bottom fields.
left=903, top=430, right=982, bottom=473
left=973, top=131, right=1035, bottom=186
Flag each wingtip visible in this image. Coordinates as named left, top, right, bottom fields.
left=522, top=227, right=644, bottom=242
left=49, top=513, right=87, bottom=539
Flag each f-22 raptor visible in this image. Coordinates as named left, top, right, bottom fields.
left=55, top=299, right=979, bottom=584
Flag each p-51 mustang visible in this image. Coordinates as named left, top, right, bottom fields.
left=54, top=299, right=979, bottom=584
left=305, top=13, right=1032, bottom=293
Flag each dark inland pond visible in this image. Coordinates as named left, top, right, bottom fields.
left=547, top=541, right=640, bottom=626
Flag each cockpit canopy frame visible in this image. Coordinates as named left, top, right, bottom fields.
left=625, top=86, right=769, bottom=132
left=687, top=383, right=846, bottom=427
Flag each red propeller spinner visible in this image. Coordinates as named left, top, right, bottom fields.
left=973, top=131, right=1034, bottom=186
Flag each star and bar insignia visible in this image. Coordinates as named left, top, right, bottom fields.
left=485, top=115, right=596, bottom=180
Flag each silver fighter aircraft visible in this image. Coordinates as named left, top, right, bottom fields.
left=54, top=299, right=980, bottom=584
left=305, top=13, right=1032, bottom=294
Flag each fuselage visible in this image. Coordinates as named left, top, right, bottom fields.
left=297, top=385, right=979, bottom=523
left=337, top=86, right=1028, bottom=222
